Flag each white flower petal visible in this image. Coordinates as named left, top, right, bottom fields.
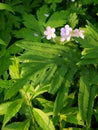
left=52, top=28, right=55, bottom=33
left=52, top=33, right=56, bottom=38
left=47, top=35, right=52, bottom=40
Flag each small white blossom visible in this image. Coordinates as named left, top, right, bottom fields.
left=44, top=13, right=49, bottom=17
left=73, top=29, right=84, bottom=39
left=44, top=26, right=56, bottom=40
left=60, top=25, right=72, bottom=42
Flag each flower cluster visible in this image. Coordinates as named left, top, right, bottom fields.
left=44, top=25, right=84, bottom=42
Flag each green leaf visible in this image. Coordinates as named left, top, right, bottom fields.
left=63, top=128, right=81, bottom=130
left=0, top=39, right=6, bottom=45
left=4, top=73, right=32, bottom=100
left=68, top=13, right=78, bottom=28
left=13, top=28, right=41, bottom=42
left=9, top=57, right=20, bottom=79
left=23, top=13, right=40, bottom=34
left=37, top=97, right=54, bottom=113
left=94, top=107, right=98, bottom=122
left=61, top=107, right=84, bottom=126
left=0, top=79, right=13, bottom=89
left=44, top=0, right=62, bottom=3
left=0, top=55, right=11, bottom=76
left=2, top=120, right=30, bottom=130
left=33, top=108, right=55, bottom=130
left=32, top=85, right=49, bottom=99
left=0, top=3, right=14, bottom=13
left=0, top=102, right=12, bottom=115
left=37, top=5, right=49, bottom=24
left=78, top=68, right=97, bottom=126
left=45, top=11, right=67, bottom=28
left=81, top=0, right=94, bottom=5
left=7, top=43, right=23, bottom=55
left=53, top=84, right=69, bottom=116
left=3, top=99, right=23, bottom=126
left=16, top=41, right=79, bottom=96
left=49, top=65, right=68, bottom=94
left=77, top=22, right=98, bottom=65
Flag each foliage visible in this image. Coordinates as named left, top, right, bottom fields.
left=0, top=0, right=98, bottom=130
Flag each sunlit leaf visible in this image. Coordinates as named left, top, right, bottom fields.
left=78, top=68, right=97, bottom=126
left=0, top=102, right=12, bottom=115
left=3, top=99, right=23, bottom=126
left=33, top=108, right=55, bottom=130
left=45, top=11, right=67, bottom=28
left=2, top=120, right=30, bottom=130
left=0, top=3, right=14, bottom=13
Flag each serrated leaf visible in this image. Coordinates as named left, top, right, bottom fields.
left=4, top=73, right=32, bottom=100
left=68, top=13, right=78, bottom=28
left=49, top=65, right=67, bottom=94
left=0, top=3, right=14, bottom=13
left=37, top=5, right=49, bottom=24
left=77, top=22, right=98, bottom=65
left=3, top=99, right=23, bottom=126
left=9, top=57, right=20, bottom=79
left=78, top=68, right=97, bottom=126
left=0, top=79, right=13, bottom=89
left=7, top=43, right=23, bottom=55
left=23, top=13, right=40, bottom=33
left=16, top=41, right=79, bottom=96
left=33, top=108, right=55, bottom=130
left=45, top=11, right=67, bottom=28
left=0, top=55, right=11, bottom=76
left=53, top=84, right=69, bottom=116
left=13, top=28, right=41, bottom=42
left=33, top=64, right=57, bottom=87
left=2, top=120, right=30, bottom=130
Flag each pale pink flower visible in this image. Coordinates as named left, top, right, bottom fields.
left=60, top=25, right=72, bottom=42
left=44, top=26, right=56, bottom=40
left=73, top=29, right=84, bottom=39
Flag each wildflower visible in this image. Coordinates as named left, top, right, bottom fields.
left=73, top=29, right=84, bottom=39
left=44, top=26, right=56, bottom=40
left=44, top=13, right=49, bottom=17
left=60, top=25, right=72, bottom=42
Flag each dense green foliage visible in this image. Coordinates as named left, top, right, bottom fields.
left=0, top=0, right=98, bottom=129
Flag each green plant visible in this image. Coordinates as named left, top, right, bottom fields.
left=0, top=0, right=98, bottom=130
